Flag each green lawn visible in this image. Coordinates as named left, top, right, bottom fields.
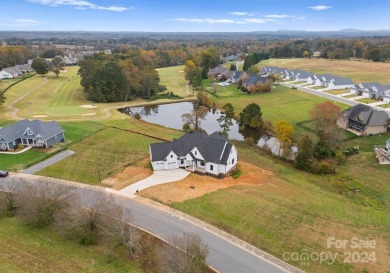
left=157, top=65, right=189, bottom=98
left=37, top=127, right=161, bottom=184
left=173, top=142, right=390, bottom=273
left=324, top=89, right=350, bottom=95
left=0, top=217, right=146, bottom=273
left=342, top=94, right=358, bottom=99
left=355, top=98, right=379, bottom=104
left=0, top=78, right=19, bottom=92
left=211, top=84, right=349, bottom=138
left=379, top=103, right=390, bottom=109
left=0, top=121, right=106, bottom=172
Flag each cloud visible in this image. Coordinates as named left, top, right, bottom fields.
left=229, top=12, right=255, bottom=16
left=265, top=14, right=290, bottom=19
left=308, top=5, right=332, bottom=11
left=0, top=19, right=44, bottom=26
left=244, top=18, right=267, bottom=24
left=26, top=0, right=130, bottom=12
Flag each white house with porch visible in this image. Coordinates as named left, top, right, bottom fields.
left=150, top=131, right=238, bottom=176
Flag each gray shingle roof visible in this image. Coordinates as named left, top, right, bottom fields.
left=0, top=120, right=64, bottom=142
left=150, top=131, right=233, bottom=165
left=331, top=78, right=354, bottom=85
left=343, top=104, right=389, bottom=126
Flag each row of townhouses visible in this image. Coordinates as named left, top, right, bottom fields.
left=261, top=66, right=390, bottom=103
left=0, top=62, right=33, bottom=79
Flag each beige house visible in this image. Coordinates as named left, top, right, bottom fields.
left=337, top=104, right=389, bottom=135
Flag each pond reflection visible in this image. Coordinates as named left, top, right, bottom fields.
left=119, top=102, right=284, bottom=156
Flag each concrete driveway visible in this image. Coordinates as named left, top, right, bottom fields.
left=120, top=168, right=190, bottom=196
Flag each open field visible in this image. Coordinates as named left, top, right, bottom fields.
left=324, top=89, right=350, bottom=95
left=204, top=81, right=349, bottom=138
left=172, top=142, right=390, bottom=273
left=0, top=78, right=19, bottom=92
left=37, top=126, right=162, bottom=184
left=0, top=217, right=145, bottom=273
left=157, top=65, right=189, bottom=98
left=261, top=58, right=390, bottom=84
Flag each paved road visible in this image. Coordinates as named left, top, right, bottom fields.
left=120, top=169, right=190, bottom=196
left=1, top=174, right=304, bottom=273
left=21, top=150, right=75, bottom=174
left=280, top=82, right=390, bottom=115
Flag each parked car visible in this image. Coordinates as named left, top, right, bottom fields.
left=0, top=170, right=9, bottom=177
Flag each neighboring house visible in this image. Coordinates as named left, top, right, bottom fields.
left=241, top=73, right=268, bottom=91
left=218, top=70, right=234, bottom=81
left=386, top=139, right=390, bottom=150
left=326, top=77, right=354, bottom=89
left=294, top=71, right=314, bottom=82
left=2, top=67, right=20, bottom=78
left=208, top=66, right=229, bottom=79
left=15, top=64, right=32, bottom=74
left=312, top=51, right=322, bottom=58
left=0, top=70, right=13, bottom=79
left=306, top=75, right=317, bottom=85
left=150, top=131, right=238, bottom=176
left=0, top=120, right=65, bottom=151
left=222, top=55, right=237, bottom=63
left=349, top=82, right=380, bottom=97
left=229, top=71, right=245, bottom=83
left=63, top=56, right=78, bottom=66
left=337, top=104, right=389, bottom=135
left=384, top=90, right=390, bottom=103
left=314, top=74, right=338, bottom=87
left=371, top=85, right=390, bottom=100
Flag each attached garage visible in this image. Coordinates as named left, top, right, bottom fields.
left=167, top=162, right=178, bottom=169
left=154, top=163, right=165, bottom=170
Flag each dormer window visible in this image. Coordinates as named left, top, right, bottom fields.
left=195, top=151, right=197, bottom=155
left=27, top=130, right=33, bottom=135
left=171, top=155, right=173, bottom=158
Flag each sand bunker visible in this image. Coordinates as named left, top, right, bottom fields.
left=32, top=115, right=49, bottom=118
left=81, top=113, right=97, bottom=116
left=79, top=105, right=97, bottom=109
left=178, top=70, right=184, bottom=73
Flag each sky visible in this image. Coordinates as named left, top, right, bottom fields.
left=1, top=0, right=390, bottom=32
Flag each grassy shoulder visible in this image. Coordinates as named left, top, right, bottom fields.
left=0, top=217, right=145, bottom=273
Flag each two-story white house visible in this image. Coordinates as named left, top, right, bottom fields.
left=150, top=131, right=238, bottom=176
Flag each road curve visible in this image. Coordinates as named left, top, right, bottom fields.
left=0, top=174, right=304, bottom=273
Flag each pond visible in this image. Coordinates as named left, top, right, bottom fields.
left=119, top=102, right=287, bottom=156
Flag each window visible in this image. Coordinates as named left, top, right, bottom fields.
left=195, top=151, right=197, bottom=155
left=171, top=155, right=173, bottom=158
left=26, top=130, right=33, bottom=135
left=232, top=158, right=235, bottom=164
left=210, top=165, right=214, bottom=171
left=181, top=159, right=184, bottom=164
left=200, top=162, right=205, bottom=167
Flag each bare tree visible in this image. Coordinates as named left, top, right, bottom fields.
left=158, top=233, right=209, bottom=273
left=57, top=191, right=116, bottom=245
left=0, top=181, right=21, bottom=216
left=18, top=179, right=72, bottom=228
left=181, top=106, right=208, bottom=131
left=103, top=208, right=141, bottom=260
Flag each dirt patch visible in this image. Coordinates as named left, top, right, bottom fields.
left=32, top=115, right=49, bottom=118
left=81, top=113, right=97, bottom=116
left=102, top=166, right=153, bottom=190
left=139, top=162, right=274, bottom=203
left=79, top=105, right=97, bottom=109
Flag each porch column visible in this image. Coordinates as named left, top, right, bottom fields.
left=192, top=161, right=195, bottom=172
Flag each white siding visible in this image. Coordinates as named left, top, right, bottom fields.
left=190, top=147, right=205, bottom=161
left=225, top=146, right=238, bottom=173
left=205, top=162, right=219, bottom=175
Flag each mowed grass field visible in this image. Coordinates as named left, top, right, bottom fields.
left=173, top=142, right=390, bottom=273
left=204, top=80, right=349, bottom=138
left=261, top=58, right=390, bottom=84
left=157, top=65, right=189, bottom=98
left=0, top=217, right=145, bottom=273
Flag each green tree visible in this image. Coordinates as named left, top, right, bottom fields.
left=239, top=103, right=263, bottom=130
left=31, top=58, right=49, bottom=76
left=185, top=60, right=202, bottom=93
left=200, top=48, right=220, bottom=78
left=367, top=48, right=381, bottom=62
left=295, top=135, right=314, bottom=171
left=50, top=56, right=65, bottom=78
left=217, top=103, right=235, bottom=134
left=0, top=92, right=5, bottom=106
left=229, top=63, right=237, bottom=71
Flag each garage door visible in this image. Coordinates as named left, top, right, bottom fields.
left=154, top=163, right=164, bottom=170
left=167, top=162, right=177, bottom=169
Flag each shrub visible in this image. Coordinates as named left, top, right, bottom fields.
left=133, top=112, right=141, bottom=120
left=344, top=146, right=359, bottom=156
left=313, top=141, right=334, bottom=159
left=312, top=160, right=336, bottom=174
left=335, top=150, right=347, bottom=165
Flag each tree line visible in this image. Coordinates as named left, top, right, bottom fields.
left=78, top=51, right=161, bottom=102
